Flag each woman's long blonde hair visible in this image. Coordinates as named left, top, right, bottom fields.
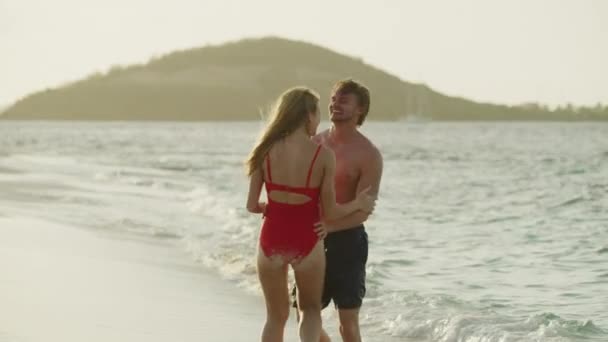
left=246, top=87, right=319, bottom=176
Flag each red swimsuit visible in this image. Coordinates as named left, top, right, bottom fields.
left=259, top=145, right=322, bottom=261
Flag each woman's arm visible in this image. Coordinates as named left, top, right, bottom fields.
left=246, top=168, right=266, bottom=214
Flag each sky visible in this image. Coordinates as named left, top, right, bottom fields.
left=1, top=0, right=607, bottom=108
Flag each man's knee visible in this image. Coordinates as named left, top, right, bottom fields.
left=338, top=309, right=361, bottom=340
left=339, top=322, right=361, bottom=342
left=339, top=320, right=360, bottom=334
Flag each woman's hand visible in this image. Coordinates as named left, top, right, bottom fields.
left=258, top=202, right=267, bottom=215
left=247, top=201, right=267, bottom=214
left=356, top=186, right=376, bottom=213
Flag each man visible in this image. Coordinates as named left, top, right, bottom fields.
left=295, top=79, right=383, bottom=342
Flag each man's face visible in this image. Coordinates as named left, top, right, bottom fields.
left=329, top=91, right=360, bottom=123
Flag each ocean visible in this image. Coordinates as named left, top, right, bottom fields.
left=1, top=121, right=606, bottom=341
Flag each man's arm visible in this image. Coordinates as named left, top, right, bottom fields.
left=325, top=147, right=383, bottom=232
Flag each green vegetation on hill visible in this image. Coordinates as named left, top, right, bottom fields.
left=2, top=37, right=607, bottom=121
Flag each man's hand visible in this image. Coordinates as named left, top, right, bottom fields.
left=314, top=221, right=329, bottom=240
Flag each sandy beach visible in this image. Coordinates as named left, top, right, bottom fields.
left=0, top=216, right=299, bottom=342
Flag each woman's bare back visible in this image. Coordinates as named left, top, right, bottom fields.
left=263, top=137, right=324, bottom=205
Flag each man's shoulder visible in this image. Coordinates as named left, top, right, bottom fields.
left=356, top=131, right=382, bottom=160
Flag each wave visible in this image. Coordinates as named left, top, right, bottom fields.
left=364, top=292, right=606, bottom=341
left=551, top=196, right=587, bottom=209
left=180, top=184, right=261, bottom=293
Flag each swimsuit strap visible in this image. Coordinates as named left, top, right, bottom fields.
left=265, top=153, right=272, bottom=182
left=305, top=145, right=322, bottom=188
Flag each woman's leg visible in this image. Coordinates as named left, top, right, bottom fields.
left=257, top=247, right=290, bottom=342
left=292, top=241, right=325, bottom=342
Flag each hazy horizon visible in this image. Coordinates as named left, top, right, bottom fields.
left=2, top=0, right=607, bottom=108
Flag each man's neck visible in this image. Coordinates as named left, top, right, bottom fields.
left=329, top=121, right=358, bottom=143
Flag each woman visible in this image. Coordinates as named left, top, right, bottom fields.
left=246, top=87, right=375, bottom=342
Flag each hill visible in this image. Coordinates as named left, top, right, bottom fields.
left=2, top=37, right=606, bottom=121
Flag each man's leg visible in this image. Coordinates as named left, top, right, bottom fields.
left=337, top=308, right=361, bottom=342
left=332, top=227, right=367, bottom=342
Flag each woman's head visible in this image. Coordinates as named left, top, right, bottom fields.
left=270, top=87, right=320, bottom=136
left=246, top=87, right=320, bottom=175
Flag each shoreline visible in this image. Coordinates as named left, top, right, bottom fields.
left=0, top=216, right=301, bottom=341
